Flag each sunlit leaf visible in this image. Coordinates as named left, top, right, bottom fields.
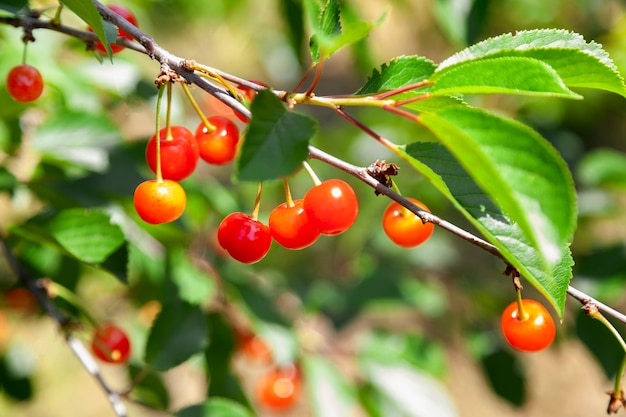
left=175, top=398, right=253, bottom=417
left=430, top=56, right=580, bottom=98
left=577, top=148, right=626, bottom=188
left=437, top=29, right=626, bottom=97
left=48, top=208, right=125, bottom=264
left=356, top=55, right=437, bottom=95
left=303, top=355, right=358, bottom=417
left=398, top=138, right=573, bottom=315
left=33, top=111, right=121, bottom=175
left=363, top=361, right=458, bottom=417
left=306, top=0, right=377, bottom=62
left=60, top=0, right=113, bottom=56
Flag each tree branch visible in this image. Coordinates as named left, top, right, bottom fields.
left=1, top=0, right=624, bottom=331
left=0, top=238, right=128, bottom=417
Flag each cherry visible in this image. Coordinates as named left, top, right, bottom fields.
left=133, top=179, right=186, bottom=224
left=6, top=64, right=43, bottom=103
left=194, top=117, right=239, bottom=165
left=269, top=199, right=320, bottom=249
left=237, top=333, right=272, bottom=363
left=3, top=287, right=38, bottom=315
left=87, top=4, right=138, bottom=54
left=91, top=323, right=131, bottom=364
left=256, top=365, right=300, bottom=410
left=303, top=179, right=358, bottom=235
left=217, top=212, right=272, bottom=264
left=382, top=198, right=435, bottom=248
left=501, top=299, right=556, bottom=352
left=234, top=81, right=266, bottom=122
left=145, top=126, right=199, bottom=181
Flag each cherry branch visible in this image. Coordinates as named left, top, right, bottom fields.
left=1, top=0, right=624, bottom=327
left=307, top=145, right=626, bottom=325
left=0, top=238, right=127, bottom=417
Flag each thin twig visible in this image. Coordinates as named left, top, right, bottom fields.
left=0, top=238, right=127, bottom=417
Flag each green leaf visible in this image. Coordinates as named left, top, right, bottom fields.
left=359, top=331, right=447, bottom=378
left=356, top=56, right=437, bottom=95
left=33, top=111, right=122, bottom=175
left=170, top=248, right=216, bottom=306
left=175, top=398, right=253, bottom=417
left=60, top=0, right=113, bottom=56
left=8, top=210, right=129, bottom=283
left=577, top=148, right=626, bottom=188
left=362, top=361, right=458, bottom=417
left=279, top=0, right=305, bottom=64
left=306, top=0, right=376, bottom=63
left=481, top=349, right=526, bottom=406
left=0, top=0, right=28, bottom=14
left=128, top=364, right=170, bottom=410
left=430, top=57, right=580, bottom=98
left=145, top=300, right=209, bottom=371
left=400, top=111, right=575, bottom=314
left=420, top=106, right=576, bottom=257
left=437, top=29, right=626, bottom=97
left=576, top=309, right=623, bottom=378
left=303, top=355, right=358, bottom=417
left=237, top=90, right=316, bottom=181
left=0, top=167, right=17, bottom=195
left=48, top=208, right=125, bottom=264
left=204, top=314, right=250, bottom=406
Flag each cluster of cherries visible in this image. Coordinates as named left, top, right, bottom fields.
left=4, top=6, right=557, bottom=391
left=5, top=4, right=138, bottom=104
left=238, top=333, right=301, bottom=410
left=133, top=113, right=242, bottom=225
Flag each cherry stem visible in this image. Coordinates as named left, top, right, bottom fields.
left=514, top=287, right=529, bottom=321
left=180, top=82, right=215, bottom=132
left=335, top=107, right=399, bottom=149
left=583, top=304, right=626, bottom=397
left=302, top=160, right=322, bottom=186
left=165, top=82, right=173, bottom=141
left=51, top=3, right=63, bottom=25
left=283, top=179, right=295, bottom=207
left=291, top=62, right=316, bottom=94
left=251, top=183, right=263, bottom=221
left=154, top=85, right=165, bottom=182
left=373, top=80, right=433, bottom=100
left=21, top=39, right=28, bottom=65
left=304, top=55, right=325, bottom=97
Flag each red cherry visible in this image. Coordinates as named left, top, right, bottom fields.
left=256, top=366, right=300, bottom=410
left=501, top=299, right=556, bottom=352
left=382, top=198, right=434, bottom=247
left=237, top=333, right=272, bottom=363
left=217, top=212, right=272, bottom=263
left=194, top=116, right=239, bottom=165
left=87, top=4, right=138, bottom=54
left=6, top=64, right=43, bottom=103
left=303, top=179, right=358, bottom=235
left=91, top=323, right=131, bottom=364
left=146, top=126, right=199, bottom=181
left=133, top=179, right=186, bottom=224
left=269, top=199, right=320, bottom=249
left=4, top=288, right=38, bottom=315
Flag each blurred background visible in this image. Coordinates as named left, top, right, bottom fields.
left=1, top=0, right=626, bottom=416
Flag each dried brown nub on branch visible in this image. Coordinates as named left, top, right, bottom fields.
left=367, top=160, right=399, bottom=195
